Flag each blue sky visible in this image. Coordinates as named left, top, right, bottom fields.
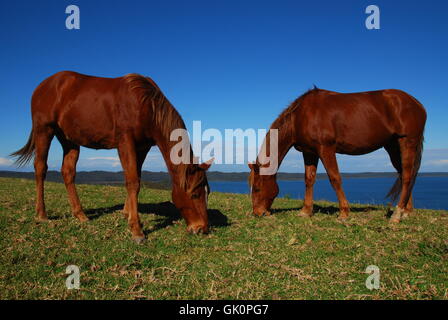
left=0, top=0, right=447, bottom=173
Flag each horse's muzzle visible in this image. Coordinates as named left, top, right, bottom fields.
left=252, top=209, right=272, bottom=217
left=187, top=224, right=209, bottom=235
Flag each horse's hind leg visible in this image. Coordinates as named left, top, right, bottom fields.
left=298, top=152, right=319, bottom=217
left=384, top=140, right=414, bottom=218
left=403, top=195, right=413, bottom=218
left=385, top=141, right=414, bottom=219
left=34, top=126, right=54, bottom=222
left=318, top=146, right=350, bottom=220
left=390, top=137, right=418, bottom=223
left=60, top=141, right=88, bottom=222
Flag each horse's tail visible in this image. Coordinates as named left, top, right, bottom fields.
left=10, top=129, right=35, bottom=167
left=386, top=134, right=424, bottom=202
left=386, top=177, right=401, bottom=202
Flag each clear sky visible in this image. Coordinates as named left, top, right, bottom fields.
left=0, top=0, right=447, bottom=173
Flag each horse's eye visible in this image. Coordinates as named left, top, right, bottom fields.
left=253, top=188, right=260, bottom=193
left=191, top=193, right=200, bottom=199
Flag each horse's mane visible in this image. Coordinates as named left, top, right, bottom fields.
left=123, top=73, right=205, bottom=191
left=272, top=86, right=319, bottom=129
left=123, top=73, right=187, bottom=138
left=249, top=86, right=319, bottom=180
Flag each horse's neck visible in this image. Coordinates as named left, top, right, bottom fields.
left=258, top=121, right=295, bottom=170
left=278, top=134, right=295, bottom=166
left=275, top=127, right=295, bottom=168
left=154, top=129, right=193, bottom=184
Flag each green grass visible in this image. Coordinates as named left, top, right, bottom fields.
left=0, top=177, right=447, bottom=300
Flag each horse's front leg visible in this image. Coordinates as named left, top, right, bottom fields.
left=298, top=152, right=319, bottom=218
left=318, top=146, right=350, bottom=220
left=123, top=147, right=150, bottom=220
left=118, top=137, right=144, bottom=243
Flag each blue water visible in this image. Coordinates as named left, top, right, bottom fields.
left=209, top=177, right=448, bottom=210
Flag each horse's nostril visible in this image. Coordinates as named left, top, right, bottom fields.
left=252, top=209, right=271, bottom=217
left=187, top=225, right=208, bottom=235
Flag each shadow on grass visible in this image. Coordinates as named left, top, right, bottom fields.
left=84, top=201, right=229, bottom=234
left=271, top=204, right=381, bottom=216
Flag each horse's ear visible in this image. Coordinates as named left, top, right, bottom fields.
left=248, top=162, right=259, bottom=172
left=199, top=158, right=214, bottom=171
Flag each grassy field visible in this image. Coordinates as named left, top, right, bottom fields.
left=0, top=177, right=447, bottom=300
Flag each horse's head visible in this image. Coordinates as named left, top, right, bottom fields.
left=172, top=159, right=213, bottom=234
left=248, top=162, right=279, bottom=216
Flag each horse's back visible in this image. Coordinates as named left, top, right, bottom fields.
left=31, top=71, right=137, bottom=149
left=32, top=71, right=122, bottom=114
left=296, top=88, right=426, bottom=154
left=305, top=88, right=425, bottom=132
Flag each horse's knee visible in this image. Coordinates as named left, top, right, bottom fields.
left=329, top=176, right=342, bottom=186
left=34, top=160, right=47, bottom=174
left=305, top=173, right=316, bottom=187
left=61, top=166, right=75, bottom=183
left=34, top=162, right=48, bottom=181
left=125, top=181, right=140, bottom=193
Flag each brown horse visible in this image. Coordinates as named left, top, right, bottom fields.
left=11, top=71, right=212, bottom=243
left=249, top=87, right=426, bottom=223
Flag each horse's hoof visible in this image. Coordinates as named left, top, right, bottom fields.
left=401, top=211, right=412, bottom=220
left=389, top=217, right=400, bottom=224
left=389, top=215, right=401, bottom=224
left=390, top=207, right=404, bottom=224
left=338, top=215, right=349, bottom=221
left=35, top=216, right=49, bottom=223
left=132, top=236, right=146, bottom=244
left=389, top=214, right=401, bottom=224
left=298, top=211, right=312, bottom=218
left=77, top=215, right=89, bottom=223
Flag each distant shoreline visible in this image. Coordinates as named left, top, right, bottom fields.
left=1, top=170, right=447, bottom=187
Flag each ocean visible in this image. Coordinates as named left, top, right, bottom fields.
left=209, top=176, right=448, bottom=210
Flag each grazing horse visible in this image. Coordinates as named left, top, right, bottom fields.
left=249, top=87, right=426, bottom=223
left=11, top=71, right=212, bottom=243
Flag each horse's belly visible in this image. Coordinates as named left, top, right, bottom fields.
left=58, top=109, right=116, bottom=149
left=62, top=128, right=116, bottom=149
left=336, top=145, right=382, bottom=156
left=333, top=116, right=393, bottom=155
left=335, top=136, right=389, bottom=155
